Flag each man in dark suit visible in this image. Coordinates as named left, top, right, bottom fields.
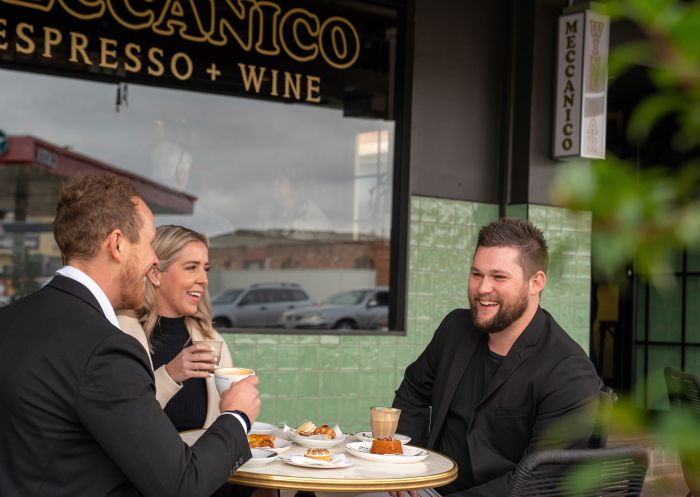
left=0, top=175, right=260, bottom=497
left=393, top=218, right=600, bottom=497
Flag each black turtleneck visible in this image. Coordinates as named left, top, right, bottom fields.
left=151, top=316, right=207, bottom=431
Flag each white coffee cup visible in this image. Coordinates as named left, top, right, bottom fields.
left=215, top=367, right=255, bottom=395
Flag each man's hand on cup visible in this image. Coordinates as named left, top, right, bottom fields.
left=220, top=375, right=260, bottom=424
left=165, top=344, right=218, bottom=383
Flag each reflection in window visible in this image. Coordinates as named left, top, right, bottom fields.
left=0, top=71, right=394, bottom=331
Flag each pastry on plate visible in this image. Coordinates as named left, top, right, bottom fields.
left=297, top=421, right=317, bottom=436
left=248, top=434, right=275, bottom=448
left=313, top=424, right=336, bottom=440
left=370, top=437, right=403, bottom=455
left=304, top=448, right=331, bottom=462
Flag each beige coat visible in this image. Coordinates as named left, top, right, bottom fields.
left=117, top=314, right=233, bottom=429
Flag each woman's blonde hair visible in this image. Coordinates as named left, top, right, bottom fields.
left=140, top=224, right=215, bottom=342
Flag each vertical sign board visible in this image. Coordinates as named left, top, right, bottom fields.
left=553, top=10, right=610, bottom=159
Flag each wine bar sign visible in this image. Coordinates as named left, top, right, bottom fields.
left=553, top=7, right=610, bottom=160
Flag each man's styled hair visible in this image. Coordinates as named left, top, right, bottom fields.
left=476, top=218, right=548, bottom=277
left=53, top=175, right=144, bottom=262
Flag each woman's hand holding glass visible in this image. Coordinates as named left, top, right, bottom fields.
left=165, top=343, right=219, bottom=383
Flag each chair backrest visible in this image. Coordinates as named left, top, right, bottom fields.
left=664, top=367, right=700, bottom=415
left=509, top=446, right=650, bottom=497
left=588, top=385, right=617, bottom=449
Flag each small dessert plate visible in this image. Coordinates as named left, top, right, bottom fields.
left=345, top=442, right=429, bottom=464
left=243, top=448, right=279, bottom=467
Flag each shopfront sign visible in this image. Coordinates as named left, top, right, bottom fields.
left=0, top=0, right=393, bottom=116
left=553, top=8, right=610, bottom=159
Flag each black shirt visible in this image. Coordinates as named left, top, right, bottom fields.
left=151, top=316, right=207, bottom=431
left=437, top=336, right=504, bottom=495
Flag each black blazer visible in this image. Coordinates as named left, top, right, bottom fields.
left=0, top=275, right=251, bottom=497
left=393, top=308, right=600, bottom=497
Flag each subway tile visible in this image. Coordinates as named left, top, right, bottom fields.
left=296, top=371, right=320, bottom=397
left=436, top=200, right=456, bottom=225
left=278, top=345, right=299, bottom=369
left=255, top=344, right=278, bottom=369
left=421, top=198, right=438, bottom=223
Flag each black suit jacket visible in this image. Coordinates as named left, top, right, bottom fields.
left=0, top=275, right=251, bottom=497
left=393, top=308, right=599, bottom=497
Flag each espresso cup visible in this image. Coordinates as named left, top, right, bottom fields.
left=215, top=367, right=255, bottom=395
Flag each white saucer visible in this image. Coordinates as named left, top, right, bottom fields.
left=269, top=439, right=292, bottom=454
left=243, top=448, right=279, bottom=467
left=345, top=442, right=429, bottom=464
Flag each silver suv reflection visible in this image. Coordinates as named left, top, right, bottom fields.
left=211, top=283, right=313, bottom=329
left=280, top=288, right=388, bottom=330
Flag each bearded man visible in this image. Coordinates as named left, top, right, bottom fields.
left=0, top=175, right=260, bottom=497
left=392, top=218, right=600, bottom=497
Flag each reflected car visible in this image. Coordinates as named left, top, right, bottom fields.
left=279, top=288, right=388, bottom=330
left=211, top=283, right=313, bottom=329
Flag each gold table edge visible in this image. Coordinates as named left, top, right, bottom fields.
left=228, top=452, right=458, bottom=491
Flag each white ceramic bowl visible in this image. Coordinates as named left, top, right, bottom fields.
left=214, top=367, right=255, bottom=395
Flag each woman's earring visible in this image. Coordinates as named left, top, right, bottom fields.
left=153, top=282, right=161, bottom=287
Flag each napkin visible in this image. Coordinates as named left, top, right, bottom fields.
left=290, top=454, right=346, bottom=466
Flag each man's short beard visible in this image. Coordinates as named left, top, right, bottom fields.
left=470, top=292, right=529, bottom=334
left=117, top=254, right=145, bottom=310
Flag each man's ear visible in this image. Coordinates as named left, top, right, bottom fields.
left=106, top=229, right=125, bottom=262
left=529, top=270, right=546, bottom=295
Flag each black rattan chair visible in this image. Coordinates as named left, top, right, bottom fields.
left=587, top=385, right=617, bottom=449
left=509, top=446, right=649, bottom=497
left=664, top=367, right=700, bottom=497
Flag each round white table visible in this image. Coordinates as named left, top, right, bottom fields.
left=181, top=431, right=457, bottom=492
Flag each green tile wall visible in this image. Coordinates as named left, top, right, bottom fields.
left=221, top=198, right=592, bottom=430
left=513, top=204, right=593, bottom=350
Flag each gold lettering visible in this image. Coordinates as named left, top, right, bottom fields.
left=251, top=1, right=280, bottom=56
left=209, top=0, right=252, bottom=50
left=562, top=137, right=573, bottom=151
left=279, top=7, right=318, bottom=62
left=270, top=68, right=278, bottom=96
left=283, top=71, right=301, bottom=99
left=238, top=63, right=266, bottom=93
left=565, top=64, right=575, bottom=78
left=2, top=0, right=54, bottom=12
left=147, top=46, right=165, bottom=76
left=58, top=0, right=105, bottom=20
left=42, top=26, right=62, bottom=58
left=565, top=20, right=577, bottom=34
left=319, top=16, right=359, bottom=69
left=152, top=0, right=209, bottom=42
left=124, top=42, right=142, bottom=72
left=170, top=51, right=192, bottom=80
left=99, top=37, right=118, bottom=68
left=306, top=75, right=320, bottom=103
left=564, top=94, right=574, bottom=107
left=69, top=31, right=91, bottom=64
left=565, top=49, right=575, bottom=63
left=106, top=0, right=156, bottom=30
left=0, top=18, right=7, bottom=50
left=563, top=123, right=573, bottom=136
left=15, top=22, right=35, bottom=54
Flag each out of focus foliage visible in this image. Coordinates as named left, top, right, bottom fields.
left=551, top=0, right=700, bottom=286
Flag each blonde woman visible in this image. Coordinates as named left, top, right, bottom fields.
left=118, top=224, right=233, bottom=430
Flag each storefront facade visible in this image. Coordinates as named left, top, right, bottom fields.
left=0, top=0, right=596, bottom=430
